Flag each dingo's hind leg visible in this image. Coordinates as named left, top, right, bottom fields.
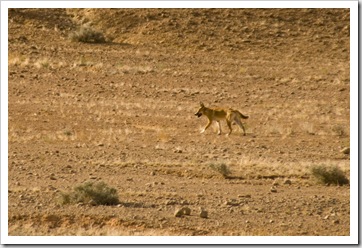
left=235, top=118, right=246, bottom=136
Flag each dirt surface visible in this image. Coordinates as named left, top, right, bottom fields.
left=7, top=8, right=350, bottom=236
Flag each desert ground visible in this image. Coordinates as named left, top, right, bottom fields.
left=7, top=8, right=350, bottom=236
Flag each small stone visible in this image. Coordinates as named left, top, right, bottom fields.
left=272, top=181, right=279, bottom=186
left=270, top=186, right=277, bottom=193
left=174, top=209, right=183, bottom=217
left=225, top=199, right=240, bottom=206
left=199, top=207, right=208, bottom=218
left=284, top=179, right=292, bottom=185
left=182, top=207, right=191, bottom=215
left=150, top=171, right=156, bottom=176
left=174, top=207, right=191, bottom=217
left=340, top=147, right=350, bottom=155
left=166, top=199, right=177, bottom=205
left=238, top=194, right=251, bottom=198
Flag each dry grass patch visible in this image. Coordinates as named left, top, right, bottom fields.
left=34, top=58, right=51, bottom=69
left=69, top=24, right=106, bottom=43
left=332, top=124, right=348, bottom=137
left=310, top=164, right=349, bottom=185
left=60, top=181, right=120, bottom=206
left=209, top=163, right=232, bottom=178
left=8, top=54, right=30, bottom=67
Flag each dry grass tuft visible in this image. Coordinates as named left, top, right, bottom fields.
left=310, top=164, right=349, bottom=185
left=332, top=124, right=348, bottom=137
left=60, top=181, right=119, bottom=206
left=69, top=24, right=106, bottom=43
left=34, top=58, right=51, bottom=69
left=209, top=163, right=232, bottom=178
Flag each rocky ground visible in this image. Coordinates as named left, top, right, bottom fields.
left=7, top=8, right=350, bottom=237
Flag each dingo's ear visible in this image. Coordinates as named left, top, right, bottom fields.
left=200, top=102, right=204, bottom=107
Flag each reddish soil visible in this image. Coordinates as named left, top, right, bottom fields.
left=8, top=8, right=350, bottom=236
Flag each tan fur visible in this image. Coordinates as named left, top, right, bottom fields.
left=195, top=102, right=249, bottom=136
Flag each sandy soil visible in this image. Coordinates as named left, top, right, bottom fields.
left=7, top=8, right=350, bottom=236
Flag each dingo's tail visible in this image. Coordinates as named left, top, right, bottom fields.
left=236, top=110, right=249, bottom=119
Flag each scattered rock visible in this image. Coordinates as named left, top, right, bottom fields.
left=270, top=186, right=277, bottom=193
left=340, top=147, right=350, bottom=155
left=238, top=194, right=251, bottom=198
left=225, top=199, right=241, bottom=206
left=272, top=181, right=279, bottom=186
left=284, top=179, right=292, bottom=185
left=174, top=148, right=183, bottom=153
left=166, top=199, right=178, bottom=205
left=183, top=207, right=191, bottom=215
left=174, top=207, right=191, bottom=217
left=199, top=207, right=208, bottom=218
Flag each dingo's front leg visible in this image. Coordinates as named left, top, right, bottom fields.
left=201, top=120, right=212, bottom=134
left=217, top=121, right=222, bottom=135
left=226, top=120, right=232, bottom=136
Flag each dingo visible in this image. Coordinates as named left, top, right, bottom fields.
left=195, top=102, right=249, bottom=136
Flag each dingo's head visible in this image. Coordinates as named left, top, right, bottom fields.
left=195, top=102, right=205, bottom=118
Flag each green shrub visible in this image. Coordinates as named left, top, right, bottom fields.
left=310, top=165, right=349, bottom=185
left=69, top=24, right=106, bottom=43
left=60, top=181, right=119, bottom=205
left=209, top=163, right=231, bottom=178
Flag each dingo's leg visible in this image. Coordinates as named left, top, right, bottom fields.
left=235, top=118, right=246, bottom=136
left=217, top=121, right=222, bottom=135
left=201, top=120, right=212, bottom=133
left=226, top=120, right=232, bottom=136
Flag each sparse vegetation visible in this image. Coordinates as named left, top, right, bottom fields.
left=310, top=164, right=349, bottom=185
left=60, top=181, right=120, bottom=206
left=63, top=129, right=73, bottom=136
left=34, top=58, right=50, bottom=69
left=209, top=163, right=232, bottom=178
left=69, top=24, right=106, bottom=43
left=332, top=125, right=348, bottom=137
